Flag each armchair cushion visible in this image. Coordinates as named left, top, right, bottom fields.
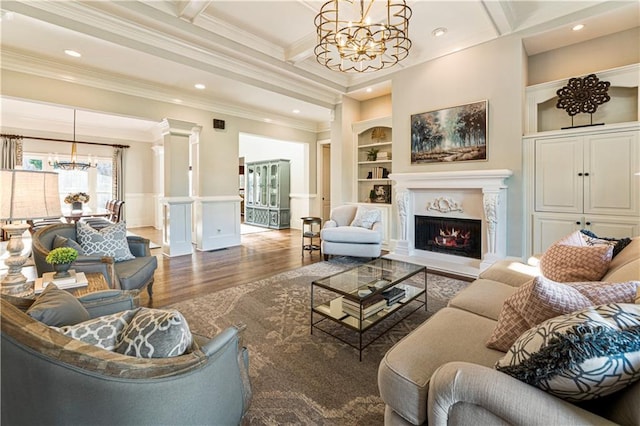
left=77, top=221, right=135, bottom=262
left=115, top=256, right=158, bottom=291
left=496, top=303, right=640, bottom=402
left=321, top=225, right=382, bottom=244
left=26, top=284, right=90, bottom=327
left=350, top=206, right=381, bottom=229
left=53, top=308, right=139, bottom=351
left=52, top=234, right=85, bottom=255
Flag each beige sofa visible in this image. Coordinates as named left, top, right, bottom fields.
left=378, top=237, right=640, bottom=425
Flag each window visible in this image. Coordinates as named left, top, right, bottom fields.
left=22, top=153, right=112, bottom=210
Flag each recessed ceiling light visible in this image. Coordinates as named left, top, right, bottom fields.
left=194, top=83, right=206, bottom=90
left=64, top=50, right=82, bottom=58
left=292, top=109, right=300, bottom=114
left=432, top=27, right=447, bottom=37
left=572, top=24, right=585, bottom=31
left=264, top=118, right=273, bottom=123
left=172, top=99, right=183, bottom=104
left=366, top=87, right=373, bottom=93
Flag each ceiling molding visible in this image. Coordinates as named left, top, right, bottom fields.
left=2, top=49, right=326, bottom=133
left=177, top=0, right=213, bottom=22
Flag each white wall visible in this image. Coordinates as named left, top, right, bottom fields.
left=239, top=133, right=309, bottom=229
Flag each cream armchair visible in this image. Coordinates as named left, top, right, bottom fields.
left=321, top=205, right=382, bottom=260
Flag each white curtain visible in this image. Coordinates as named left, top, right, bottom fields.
left=1, top=135, right=23, bottom=169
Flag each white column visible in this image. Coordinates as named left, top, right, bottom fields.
left=480, top=188, right=507, bottom=271
left=160, top=118, right=201, bottom=257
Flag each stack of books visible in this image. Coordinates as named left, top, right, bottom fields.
left=343, top=293, right=387, bottom=320
left=382, top=286, right=406, bottom=306
left=368, top=167, right=389, bottom=179
left=377, top=151, right=390, bottom=160
left=34, top=270, right=89, bottom=294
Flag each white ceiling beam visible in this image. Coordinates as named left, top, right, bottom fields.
left=177, top=0, right=213, bottom=22
left=285, top=33, right=316, bottom=64
left=481, top=0, right=514, bottom=36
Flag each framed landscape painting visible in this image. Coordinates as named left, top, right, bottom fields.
left=411, top=100, right=487, bottom=163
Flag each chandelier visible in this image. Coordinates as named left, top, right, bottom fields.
left=48, top=110, right=97, bottom=171
left=315, top=0, right=412, bottom=73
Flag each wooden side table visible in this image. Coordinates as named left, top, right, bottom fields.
left=301, top=217, right=322, bottom=257
left=2, top=272, right=114, bottom=311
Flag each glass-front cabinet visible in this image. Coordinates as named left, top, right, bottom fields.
left=244, top=159, right=290, bottom=229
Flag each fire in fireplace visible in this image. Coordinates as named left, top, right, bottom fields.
left=415, top=216, right=481, bottom=259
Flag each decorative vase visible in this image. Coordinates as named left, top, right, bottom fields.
left=52, top=263, right=72, bottom=279
left=72, top=201, right=83, bottom=210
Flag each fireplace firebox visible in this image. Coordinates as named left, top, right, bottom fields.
left=415, top=216, right=481, bottom=259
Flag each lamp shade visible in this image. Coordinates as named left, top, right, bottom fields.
left=0, top=169, right=62, bottom=221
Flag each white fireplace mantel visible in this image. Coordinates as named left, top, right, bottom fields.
left=387, top=169, right=513, bottom=277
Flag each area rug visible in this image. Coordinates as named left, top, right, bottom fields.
left=169, top=258, right=469, bottom=425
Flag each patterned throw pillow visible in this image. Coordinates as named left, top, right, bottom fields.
left=486, top=276, right=639, bottom=351
left=53, top=309, right=140, bottom=350
left=350, top=207, right=381, bottom=229
left=76, top=221, right=135, bottom=262
left=116, top=308, right=192, bottom=358
left=539, top=243, right=613, bottom=282
left=580, top=229, right=632, bottom=258
left=496, top=303, right=640, bottom=402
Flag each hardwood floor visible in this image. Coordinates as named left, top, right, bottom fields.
left=130, top=226, right=324, bottom=308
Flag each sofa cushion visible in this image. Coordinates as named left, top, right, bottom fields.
left=486, top=277, right=638, bottom=352
left=76, top=221, right=135, bottom=262
left=52, top=234, right=85, bottom=255
left=603, top=237, right=640, bottom=283
left=496, top=303, right=640, bottom=402
left=116, top=308, right=192, bottom=358
left=448, top=279, right=518, bottom=321
left=478, top=259, right=540, bottom=288
left=321, top=226, right=381, bottom=244
left=350, top=206, right=381, bottom=229
left=114, top=256, right=158, bottom=291
left=378, top=308, right=503, bottom=425
left=539, top=243, right=612, bottom=282
left=53, top=309, right=139, bottom=350
left=26, top=283, right=90, bottom=327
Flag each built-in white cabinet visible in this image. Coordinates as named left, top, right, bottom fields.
left=524, top=123, right=640, bottom=256
left=244, top=159, right=290, bottom=229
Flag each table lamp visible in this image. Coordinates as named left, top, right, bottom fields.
left=0, top=169, right=61, bottom=296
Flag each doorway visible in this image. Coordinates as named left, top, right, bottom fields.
left=319, top=142, right=331, bottom=221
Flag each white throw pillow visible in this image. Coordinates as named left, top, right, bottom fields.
left=350, top=207, right=381, bottom=229
left=76, top=221, right=135, bottom=262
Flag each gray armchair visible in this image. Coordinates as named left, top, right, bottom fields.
left=32, top=223, right=157, bottom=297
left=1, top=298, right=252, bottom=425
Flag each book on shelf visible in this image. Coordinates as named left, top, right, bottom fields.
left=35, top=270, right=89, bottom=294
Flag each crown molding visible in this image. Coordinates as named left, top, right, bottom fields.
left=2, top=49, right=327, bottom=133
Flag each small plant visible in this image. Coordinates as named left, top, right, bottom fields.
left=366, top=148, right=379, bottom=161
left=46, top=247, right=79, bottom=265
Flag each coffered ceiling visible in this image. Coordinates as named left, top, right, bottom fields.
left=1, top=0, right=638, bottom=136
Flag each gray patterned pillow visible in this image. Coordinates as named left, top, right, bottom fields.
left=496, top=303, right=640, bottom=402
left=76, top=221, right=135, bottom=262
left=53, top=309, right=140, bottom=350
left=116, top=308, right=192, bottom=358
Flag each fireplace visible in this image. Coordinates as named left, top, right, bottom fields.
left=415, top=216, right=481, bottom=259
left=388, top=169, right=513, bottom=277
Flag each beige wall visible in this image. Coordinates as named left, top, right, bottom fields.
left=360, top=94, right=392, bottom=121
left=1, top=69, right=318, bottom=201
left=391, top=35, right=526, bottom=256
left=528, top=27, right=640, bottom=85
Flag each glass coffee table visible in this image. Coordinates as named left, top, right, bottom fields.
left=311, top=258, right=426, bottom=360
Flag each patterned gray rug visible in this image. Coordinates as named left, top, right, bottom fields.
left=169, top=258, right=469, bottom=425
